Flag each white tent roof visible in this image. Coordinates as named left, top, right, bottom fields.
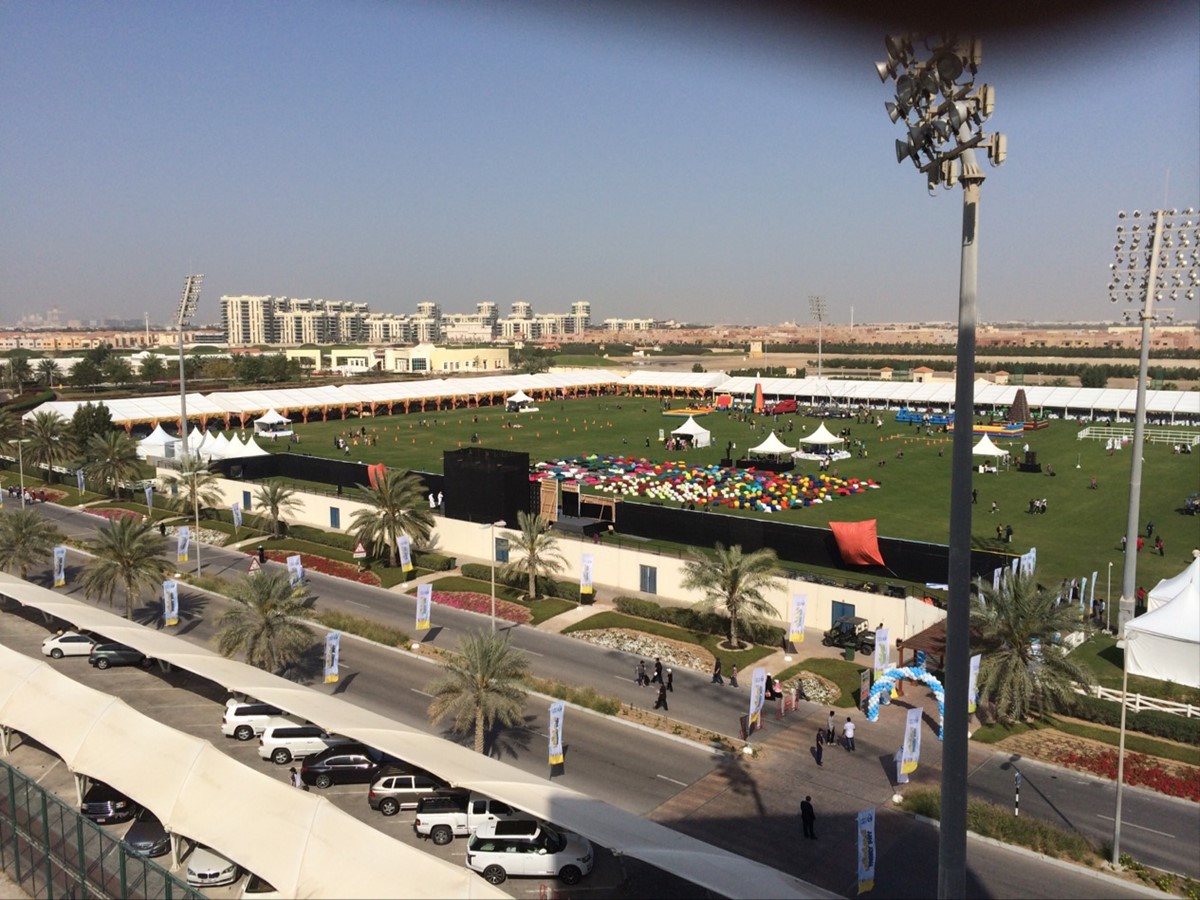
left=971, top=434, right=1010, bottom=457
left=254, top=408, right=291, bottom=425
left=505, top=389, right=534, bottom=404
left=797, top=423, right=844, bottom=446
left=748, top=431, right=796, bottom=455
left=1125, top=566, right=1200, bottom=689
left=0, top=571, right=828, bottom=900
left=1148, top=558, right=1199, bottom=612
left=204, top=433, right=232, bottom=460
left=233, top=434, right=272, bottom=458
left=670, top=416, right=711, bottom=438
left=139, top=424, right=174, bottom=448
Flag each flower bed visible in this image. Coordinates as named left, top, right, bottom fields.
left=1055, top=747, right=1200, bottom=802
left=89, top=508, right=143, bottom=523
left=429, top=590, right=532, bottom=625
left=261, top=550, right=382, bottom=586
left=568, top=627, right=711, bottom=671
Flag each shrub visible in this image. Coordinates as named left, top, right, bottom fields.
left=311, top=609, right=409, bottom=647
left=525, top=675, right=622, bottom=715
left=1068, top=694, right=1200, bottom=744
left=412, top=550, right=455, bottom=571
left=288, top=525, right=356, bottom=551
left=613, top=595, right=785, bottom=645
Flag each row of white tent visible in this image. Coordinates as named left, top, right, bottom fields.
left=135, top=425, right=272, bottom=461
left=25, top=371, right=1200, bottom=428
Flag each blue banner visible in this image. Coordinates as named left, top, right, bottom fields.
left=231, top=502, right=242, bottom=529
left=163, top=579, right=179, bottom=626
left=145, top=483, right=154, bottom=510
left=53, top=546, right=67, bottom=587
left=76, top=469, right=85, bottom=492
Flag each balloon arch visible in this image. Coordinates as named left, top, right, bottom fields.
left=866, top=665, right=945, bottom=740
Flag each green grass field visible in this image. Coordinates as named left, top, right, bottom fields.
left=214, top=398, right=1198, bottom=593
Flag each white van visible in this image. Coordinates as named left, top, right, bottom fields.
left=465, top=820, right=593, bottom=886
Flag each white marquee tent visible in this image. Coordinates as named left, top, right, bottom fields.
left=748, top=432, right=796, bottom=457
left=1125, top=561, right=1200, bottom=689
left=253, top=409, right=293, bottom=436
left=797, top=423, right=844, bottom=448
left=670, top=416, right=712, bottom=448
left=971, top=434, right=1009, bottom=457
left=1148, top=558, right=1199, bottom=612
left=136, top=425, right=175, bottom=460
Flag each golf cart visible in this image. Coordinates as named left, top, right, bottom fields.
left=822, top=616, right=875, bottom=655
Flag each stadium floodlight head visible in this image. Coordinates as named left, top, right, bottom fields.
left=177, top=274, right=204, bottom=327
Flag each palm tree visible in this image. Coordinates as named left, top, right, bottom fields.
left=36, top=358, right=62, bottom=389
left=498, top=510, right=566, bottom=600
left=0, top=508, right=64, bottom=579
left=349, top=468, right=433, bottom=567
left=215, top=570, right=314, bottom=673
left=24, top=410, right=74, bottom=484
left=163, top=453, right=223, bottom=519
left=681, top=543, right=782, bottom=649
left=6, top=356, right=33, bottom=390
left=426, top=631, right=529, bottom=754
left=254, top=481, right=302, bottom=538
left=970, top=570, right=1095, bottom=724
left=79, top=517, right=171, bottom=619
left=84, top=431, right=142, bottom=498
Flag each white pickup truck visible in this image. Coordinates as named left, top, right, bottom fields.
left=412, top=791, right=524, bottom=845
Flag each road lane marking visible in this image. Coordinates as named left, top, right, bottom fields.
left=657, top=775, right=687, bottom=787
left=411, top=688, right=433, bottom=698
left=1095, top=815, right=1175, bottom=837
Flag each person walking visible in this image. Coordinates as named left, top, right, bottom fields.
left=729, top=664, right=739, bottom=688
left=990, top=500, right=998, bottom=514
left=814, top=729, right=824, bottom=767
left=843, top=716, right=856, bottom=752
left=971, top=488, right=977, bottom=505
left=636, top=660, right=648, bottom=687
left=1146, top=520, right=1155, bottom=538
left=654, top=681, right=669, bottom=711
left=826, top=709, right=837, bottom=744
left=651, top=657, right=663, bottom=685
left=666, top=668, right=674, bottom=692
left=800, top=796, right=817, bottom=839
left=1155, top=535, right=1165, bottom=556
left=711, top=659, right=724, bottom=685
left=289, top=767, right=304, bottom=790
left=1005, top=523, right=1013, bottom=543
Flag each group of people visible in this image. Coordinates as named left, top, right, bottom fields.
left=635, top=657, right=674, bottom=711
left=813, top=709, right=858, bottom=767
left=1026, top=497, right=1049, bottom=514
left=5, top=485, right=47, bottom=503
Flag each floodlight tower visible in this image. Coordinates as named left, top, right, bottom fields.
left=808, top=295, right=827, bottom=378
left=877, top=35, right=1006, bottom=899
left=176, top=274, right=204, bottom=575
left=1106, top=207, right=1197, bottom=864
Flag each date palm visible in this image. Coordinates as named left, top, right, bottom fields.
left=163, top=453, right=223, bottom=519
left=426, top=630, right=529, bottom=754
left=24, top=410, right=74, bottom=484
left=80, top=517, right=171, bottom=619
left=36, top=358, right=62, bottom=388
left=970, top=570, right=1095, bottom=724
left=254, top=481, right=301, bottom=538
left=498, top=510, right=566, bottom=600
left=84, top=431, right=142, bottom=498
left=349, top=468, right=433, bottom=567
left=0, top=508, right=64, bottom=579
left=681, top=543, right=782, bottom=650
left=215, top=570, right=314, bottom=673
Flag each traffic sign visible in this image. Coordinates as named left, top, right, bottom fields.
left=353, top=541, right=367, bottom=560
left=249, top=557, right=262, bottom=574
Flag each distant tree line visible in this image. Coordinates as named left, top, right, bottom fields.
left=764, top=341, right=1195, bottom=360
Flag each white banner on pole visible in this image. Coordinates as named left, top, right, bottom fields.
left=397, top=535, right=413, bottom=573
left=231, top=502, right=242, bottom=529
left=748, top=667, right=767, bottom=734
left=145, top=483, right=154, bottom=510
left=1090, top=570, right=1098, bottom=605
left=580, top=553, right=594, bottom=597
left=968, top=653, right=981, bottom=715
left=323, top=632, right=341, bottom=684
left=1079, top=576, right=1088, bottom=611
left=900, top=706, right=922, bottom=775
left=857, top=808, right=876, bottom=894
left=789, top=594, right=807, bottom=644
left=416, top=583, right=432, bottom=631
left=53, top=546, right=67, bottom=587
left=287, top=554, right=303, bottom=587
left=76, top=469, right=85, bottom=492
left=176, top=526, right=190, bottom=563
left=548, top=701, right=565, bottom=765
left=873, top=627, right=890, bottom=680
left=163, top=579, right=179, bottom=626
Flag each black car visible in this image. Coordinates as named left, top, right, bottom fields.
left=300, top=743, right=404, bottom=788
left=88, top=642, right=152, bottom=670
left=81, top=781, right=137, bottom=824
left=123, top=807, right=170, bottom=857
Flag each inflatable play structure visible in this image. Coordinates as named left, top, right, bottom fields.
left=866, top=665, right=946, bottom=739
left=662, top=406, right=715, bottom=418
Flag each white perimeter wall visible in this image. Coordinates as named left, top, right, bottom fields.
left=185, top=472, right=944, bottom=641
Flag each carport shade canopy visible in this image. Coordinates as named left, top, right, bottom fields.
left=0, top=572, right=830, bottom=900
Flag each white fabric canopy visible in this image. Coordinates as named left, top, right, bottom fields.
left=748, top=431, right=796, bottom=455
left=797, top=423, right=843, bottom=446
left=971, top=434, right=1010, bottom=457
left=136, top=425, right=175, bottom=460
left=505, top=390, right=534, bottom=405
left=669, top=416, right=711, bottom=448
left=232, top=434, right=272, bottom=458
left=1148, top=558, right=1199, bottom=612
left=254, top=408, right=291, bottom=426
left=1125, top=564, right=1200, bottom=689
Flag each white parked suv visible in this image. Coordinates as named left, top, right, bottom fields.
left=222, top=699, right=292, bottom=742
left=466, top=820, right=594, bottom=886
left=257, top=720, right=351, bottom=764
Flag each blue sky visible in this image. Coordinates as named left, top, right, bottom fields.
left=1, top=2, right=1197, bottom=327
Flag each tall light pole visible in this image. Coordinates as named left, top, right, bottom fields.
left=176, top=275, right=204, bottom=576
left=1106, top=206, right=1197, bottom=864
left=808, top=295, right=827, bottom=379
left=877, top=34, right=1005, bottom=899
left=481, top=520, right=507, bottom=632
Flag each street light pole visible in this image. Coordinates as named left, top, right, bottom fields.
left=808, top=295, right=827, bottom=379
left=16, top=434, right=26, bottom=509
left=176, top=275, right=204, bottom=576
left=877, top=35, right=1005, bottom=899
left=482, top=520, right=506, bottom=632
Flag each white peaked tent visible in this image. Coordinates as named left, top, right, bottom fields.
left=1125, top=562, right=1200, bottom=688
left=797, top=423, right=844, bottom=447
left=204, top=432, right=231, bottom=460
left=505, top=389, right=534, bottom=407
left=670, top=415, right=712, bottom=448
left=186, top=427, right=208, bottom=452
left=1148, top=557, right=1199, bottom=612
left=136, top=425, right=174, bottom=460
left=972, top=434, right=1009, bottom=457
left=253, top=409, right=292, bottom=435
left=748, top=431, right=796, bottom=456
left=235, top=434, right=272, bottom=457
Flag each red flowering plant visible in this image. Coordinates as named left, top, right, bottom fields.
left=260, top=550, right=382, bottom=586
left=89, top=508, right=143, bottom=523
left=1055, top=748, right=1200, bottom=802
left=428, top=590, right=532, bottom=625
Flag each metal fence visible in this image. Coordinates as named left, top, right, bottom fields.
left=0, top=759, right=201, bottom=900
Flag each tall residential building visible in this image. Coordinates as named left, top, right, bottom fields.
left=510, top=301, right=533, bottom=320
left=221, top=295, right=281, bottom=345
left=569, top=301, right=591, bottom=334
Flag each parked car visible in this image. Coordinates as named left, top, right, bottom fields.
left=221, top=698, right=290, bottom=741
left=42, top=630, right=101, bottom=659
left=465, top=820, right=594, bottom=886
left=186, top=845, right=240, bottom=888
left=88, top=642, right=151, bottom=670
left=413, top=791, right=521, bottom=845
left=821, top=616, right=875, bottom=655
left=257, top=721, right=351, bottom=765
left=81, top=781, right=137, bottom=825
left=123, top=808, right=170, bottom=858
left=240, top=873, right=282, bottom=898
left=367, top=770, right=449, bottom=816
left=299, top=744, right=403, bottom=788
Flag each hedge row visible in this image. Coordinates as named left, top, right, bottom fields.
left=413, top=550, right=456, bottom=571
left=288, top=524, right=355, bottom=550
left=460, top=563, right=580, bottom=602
left=614, top=596, right=785, bottom=646
left=1067, top=694, right=1200, bottom=745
